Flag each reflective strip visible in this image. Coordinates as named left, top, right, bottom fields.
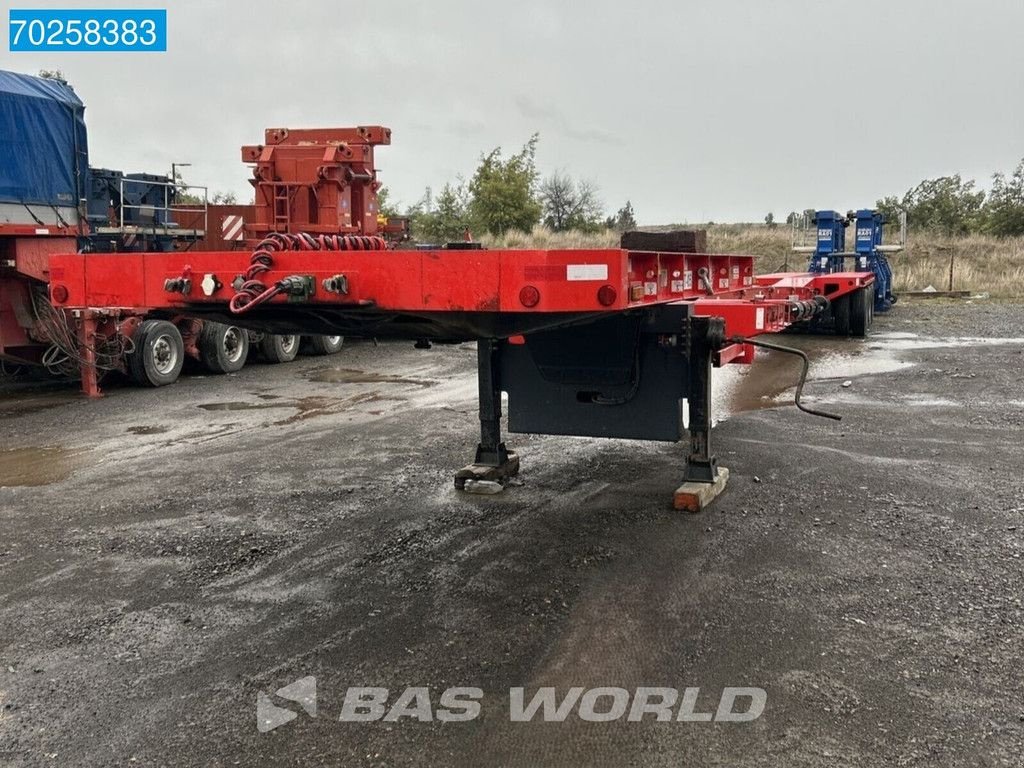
left=222, top=215, right=245, bottom=241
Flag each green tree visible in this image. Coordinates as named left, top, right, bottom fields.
left=540, top=172, right=604, bottom=232
left=411, top=182, right=473, bottom=242
left=606, top=200, right=637, bottom=232
left=211, top=191, right=238, bottom=204
left=764, top=212, right=776, bottom=229
left=38, top=69, right=67, bottom=83
left=875, top=195, right=904, bottom=227
left=376, top=186, right=400, bottom=220
left=879, top=174, right=985, bottom=235
left=984, top=158, right=1024, bottom=236
left=467, top=135, right=541, bottom=236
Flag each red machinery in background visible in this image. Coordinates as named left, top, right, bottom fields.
left=51, top=126, right=399, bottom=395
left=50, top=125, right=876, bottom=508
left=242, top=126, right=390, bottom=239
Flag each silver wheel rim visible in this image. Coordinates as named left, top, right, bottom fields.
left=152, top=334, right=179, bottom=374
left=223, top=327, right=245, bottom=363
left=280, top=335, right=298, bottom=354
left=325, top=336, right=342, bottom=346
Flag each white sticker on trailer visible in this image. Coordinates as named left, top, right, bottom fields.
left=756, top=307, right=765, bottom=330
left=566, top=264, right=608, bottom=281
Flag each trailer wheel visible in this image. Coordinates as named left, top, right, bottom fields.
left=259, top=334, right=300, bottom=364
left=832, top=293, right=851, bottom=336
left=128, top=319, right=184, bottom=387
left=850, top=287, right=870, bottom=338
left=304, top=335, right=344, bottom=356
left=199, top=322, right=250, bottom=374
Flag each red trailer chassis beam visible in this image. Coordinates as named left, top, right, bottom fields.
left=48, top=247, right=872, bottom=342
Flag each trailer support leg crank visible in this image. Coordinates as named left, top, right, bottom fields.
left=454, top=339, right=520, bottom=492
left=78, top=311, right=103, bottom=399
left=675, top=319, right=729, bottom=512
left=683, top=326, right=718, bottom=484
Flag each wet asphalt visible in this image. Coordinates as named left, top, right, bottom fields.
left=1, top=300, right=1023, bottom=767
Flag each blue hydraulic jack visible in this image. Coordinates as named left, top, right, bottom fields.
left=852, top=209, right=896, bottom=312
left=802, top=209, right=903, bottom=313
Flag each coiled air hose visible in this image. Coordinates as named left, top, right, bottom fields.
left=230, top=232, right=387, bottom=314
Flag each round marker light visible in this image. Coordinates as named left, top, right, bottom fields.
left=597, top=285, right=617, bottom=306
left=519, top=285, right=540, bottom=308
left=51, top=284, right=69, bottom=304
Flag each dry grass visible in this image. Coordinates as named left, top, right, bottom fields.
left=482, top=224, right=1024, bottom=297
left=480, top=225, right=618, bottom=250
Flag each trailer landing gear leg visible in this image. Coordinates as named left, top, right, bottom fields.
left=78, top=311, right=103, bottom=399
left=674, top=323, right=728, bottom=512
left=455, top=339, right=519, bottom=493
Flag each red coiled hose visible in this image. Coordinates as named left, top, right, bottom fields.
left=230, top=233, right=387, bottom=314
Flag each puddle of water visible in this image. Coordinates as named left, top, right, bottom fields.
left=715, top=336, right=912, bottom=416
left=0, top=447, right=93, bottom=488
left=308, top=368, right=435, bottom=387
left=0, top=392, right=77, bottom=419
left=715, top=330, right=1023, bottom=418
left=273, top=393, right=399, bottom=425
left=198, top=401, right=293, bottom=412
left=196, top=394, right=403, bottom=425
left=902, top=396, right=961, bottom=407
left=872, top=331, right=920, bottom=340
left=126, top=425, right=170, bottom=435
left=869, top=335, right=1024, bottom=352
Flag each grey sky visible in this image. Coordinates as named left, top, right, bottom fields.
left=3, top=0, right=1023, bottom=224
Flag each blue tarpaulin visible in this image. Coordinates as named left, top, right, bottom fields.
left=0, top=69, right=89, bottom=207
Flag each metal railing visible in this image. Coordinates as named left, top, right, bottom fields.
left=116, top=177, right=208, bottom=235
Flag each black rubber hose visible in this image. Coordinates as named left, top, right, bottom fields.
left=731, top=336, right=842, bottom=421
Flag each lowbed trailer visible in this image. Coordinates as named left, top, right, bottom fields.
left=49, top=124, right=876, bottom=507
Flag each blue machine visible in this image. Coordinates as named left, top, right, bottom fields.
left=852, top=209, right=895, bottom=312
left=804, top=208, right=898, bottom=312
left=807, top=210, right=849, bottom=275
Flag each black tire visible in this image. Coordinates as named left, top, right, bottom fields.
left=832, top=293, right=851, bottom=336
left=850, top=287, right=870, bottom=338
left=259, top=334, right=300, bottom=364
left=304, top=335, right=344, bottom=356
left=199, top=322, right=249, bottom=374
left=128, top=319, right=184, bottom=387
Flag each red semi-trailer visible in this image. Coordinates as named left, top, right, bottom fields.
left=49, top=124, right=876, bottom=507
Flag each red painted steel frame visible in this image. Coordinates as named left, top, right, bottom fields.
left=241, top=126, right=390, bottom=239
left=48, top=247, right=873, bottom=349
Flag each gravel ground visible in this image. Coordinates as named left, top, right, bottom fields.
left=1, top=299, right=1023, bottom=767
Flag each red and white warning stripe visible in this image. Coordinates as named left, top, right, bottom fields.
left=222, top=215, right=245, bottom=241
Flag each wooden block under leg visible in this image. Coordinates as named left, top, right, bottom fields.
left=674, top=467, right=730, bottom=512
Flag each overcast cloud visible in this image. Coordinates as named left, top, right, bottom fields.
left=3, top=0, right=1022, bottom=224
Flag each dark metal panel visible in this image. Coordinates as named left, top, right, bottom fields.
left=500, top=311, right=691, bottom=442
